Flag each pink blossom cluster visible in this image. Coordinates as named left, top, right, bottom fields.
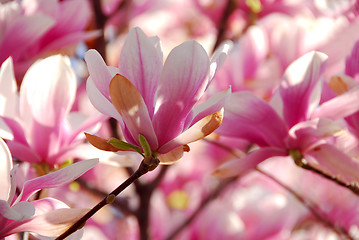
left=1, top=0, right=359, bottom=239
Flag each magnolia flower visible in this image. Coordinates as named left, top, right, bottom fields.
left=84, top=27, right=231, bottom=164
left=0, top=137, right=98, bottom=238
left=0, top=55, right=105, bottom=167
left=215, top=51, right=359, bottom=184
left=0, top=0, right=99, bottom=79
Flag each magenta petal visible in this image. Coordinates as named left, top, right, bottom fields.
left=280, top=51, right=328, bottom=127
left=0, top=15, right=55, bottom=63
left=213, top=147, right=288, bottom=178
left=118, top=27, right=163, bottom=117
left=0, top=117, right=27, bottom=145
left=217, top=91, right=288, bottom=148
left=312, top=86, right=359, bottom=120
left=41, top=31, right=101, bottom=53
left=6, top=141, right=41, bottom=164
left=153, top=40, right=210, bottom=146
left=17, top=159, right=98, bottom=202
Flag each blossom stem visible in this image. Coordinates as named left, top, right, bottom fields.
left=55, top=158, right=160, bottom=240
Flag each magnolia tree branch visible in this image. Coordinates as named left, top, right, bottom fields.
left=212, top=0, right=237, bottom=53
left=55, top=158, right=159, bottom=240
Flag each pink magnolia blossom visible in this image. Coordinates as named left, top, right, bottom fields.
left=214, top=51, right=359, bottom=185
left=84, top=27, right=231, bottom=163
left=0, top=0, right=99, bottom=79
left=0, top=55, right=105, bottom=167
left=0, top=137, right=98, bottom=238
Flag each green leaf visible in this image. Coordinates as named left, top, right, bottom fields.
left=139, top=134, right=152, bottom=158
left=107, top=138, right=143, bottom=156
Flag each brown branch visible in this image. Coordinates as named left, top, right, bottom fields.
left=55, top=158, right=159, bottom=240
left=212, top=0, right=237, bottom=53
left=294, top=158, right=359, bottom=196
left=76, top=177, right=133, bottom=215
left=91, top=0, right=108, bottom=59
left=135, top=165, right=170, bottom=240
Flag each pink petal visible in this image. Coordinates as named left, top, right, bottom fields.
left=0, top=138, right=12, bottom=201
left=84, top=49, right=113, bottom=100
left=17, top=159, right=98, bottom=202
left=185, top=88, right=231, bottom=129
left=217, top=91, right=288, bottom=148
left=153, top=40, right=210, bottom=146
left=66, top=113, right=108, bottom=145
left=19, top=55, right=77, bottom=158
left=208, top=40, right=233, bottom=83
left=7, top=207, right=88, bottom=237
left=37, top=0, right=93, bottom=50
left=0, top=200, right=34, bottom=221
left=280, top=51, right=328, bottom=127
left=0, top=117, right=27, bottom=144
left=240, top=26, right=268, bottom=79
left=86, top=76, right=124, bottom=128
left=109, top=74, right=158, bottom=150
left=212, top=147, right=288, bottom=178
left=159, top=108, right=224, bottom=154
left=41, top=31, right=101, bottom=53
left=312, top=86, right=359, bottom=120
left=118, top=27, right=163, bottom=117
left=304, top=143, right=359, bottom=184
left=287, top=118, right=342, bottom=150
left=31, top=197, right=69, bottom=215
left=0, top=15, right=55, bottom=63
left=0, top=57, right=18, bottom=118
left=6, top=140, right=41, bottom=164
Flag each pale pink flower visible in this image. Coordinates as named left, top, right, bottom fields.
left=0, top=0, right=99, bottom=79
left=0, top=137, right=98, bottom=238
left=0, top=55, right=105, bottom=167
left=214, top=51, right=359, bottom=184
left=84, top=27, right=231, bottom=163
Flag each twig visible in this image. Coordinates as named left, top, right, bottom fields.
left=294, top=158, right=359, bottom=196
left=91, top=0, right=107, bottom=59
left=76, top=177, right=133, bottom=215
left=55, top=158, right=159, bottom=240
left=212, top=0, right=237, bottom=53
